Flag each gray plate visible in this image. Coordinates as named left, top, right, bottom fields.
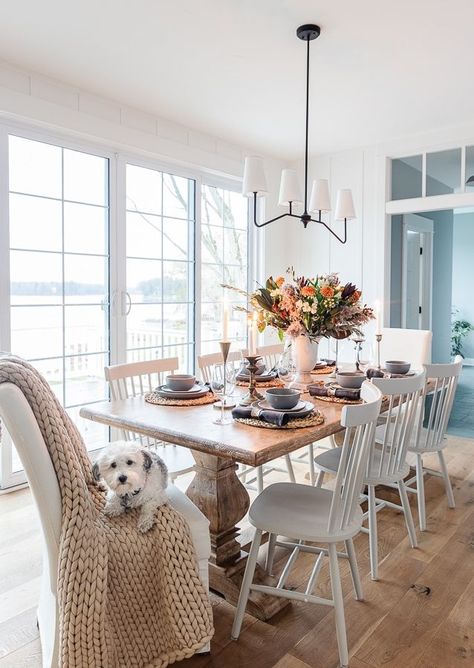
left=251, top=400, right=314, bottom=419
left=237, top=371, right=277, bottom=382
left=155, top=383, right=210, bottom=399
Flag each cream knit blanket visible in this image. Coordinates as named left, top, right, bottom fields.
left=0, top=357, right=213, bottom=667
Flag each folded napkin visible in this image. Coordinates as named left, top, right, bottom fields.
left=319, top=359, right=336, bottom=367
left=308, top=384, right=361, bottom=401
left=232, top=405, right=292, bottom=427
left=365, top=368, right=384, bottom=379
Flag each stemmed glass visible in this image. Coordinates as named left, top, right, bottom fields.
left=210, top=364, right=235, bottom=425
left=276, top=350, right=297, bottom=388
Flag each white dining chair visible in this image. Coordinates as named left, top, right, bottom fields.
left=404, top=356, right=462, bottom=531
left=314, top=372, right=426, bottom=580
left=197, top=350, right=243, bottom=383
left=0, top=381, right=212, bottom=667
left=104, top=358, right=195, bottom=481
left=231, top=381, right=382, bottom=668
left=380, top=327, right=432, bottom=368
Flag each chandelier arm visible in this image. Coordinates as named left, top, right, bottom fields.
left=309, top=216, right=348, bottom=244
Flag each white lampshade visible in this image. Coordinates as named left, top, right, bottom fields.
left=334, top=189, right=356, bottom=220
left=278, top=169, right=302, bottom=206
left=242, top=156, right=267, bottom=197
left=309, top=179, right=331, bottom=212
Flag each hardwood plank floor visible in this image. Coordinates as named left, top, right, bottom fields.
left=0, top=435, right=473, bottom=667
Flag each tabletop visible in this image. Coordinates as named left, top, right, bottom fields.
left=80, top=393, right=345, bottom=467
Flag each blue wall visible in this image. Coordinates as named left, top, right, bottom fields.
left=452, top=212, right=474, bottom=360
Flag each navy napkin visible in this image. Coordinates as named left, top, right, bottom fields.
left=308, top=385, right=360, bottom=401
left=232, top=405, right=291, bottom=427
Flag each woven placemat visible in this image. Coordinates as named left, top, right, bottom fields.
left=236, top=378, right=284, bottom=388
left=234, top=410, right=325, bottom=430
left=311, top=394, right=362, bottom=405
left=144, top=391, right=217, bottom=406
left=311, top=366, right=335, bottom=375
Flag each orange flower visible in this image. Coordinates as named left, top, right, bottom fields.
left=320, top=286, right=334, bottom=298
left=275, top=276, right=285, bottom=288
left=350, top=290, right=361, bottom=302
left=301, top=285, right=316, bottom=297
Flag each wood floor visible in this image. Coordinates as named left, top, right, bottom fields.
left=1, top=435, right=473, bottom=667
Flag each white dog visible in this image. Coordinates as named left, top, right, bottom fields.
left=92, top=442, right=168, bottom=533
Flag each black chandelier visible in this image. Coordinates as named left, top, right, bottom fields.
left=242, top=24, right=355, bottom=244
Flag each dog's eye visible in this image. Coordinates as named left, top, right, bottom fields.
left=110, top=462, right=117, bottom=469
left=126, top=460, right=133, bottom=466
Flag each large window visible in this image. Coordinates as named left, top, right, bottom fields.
left=8, top=135, right=110, bottom=461
left=125, top=164, right=195, bottom=369
left=200, top=184, right=249, bottom=353
left=0, top=127, right=251, bottom=489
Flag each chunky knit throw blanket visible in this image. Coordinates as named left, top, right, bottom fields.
left=0, top=357, right=213, bottom=667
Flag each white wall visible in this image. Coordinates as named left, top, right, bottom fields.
left=0, top=59, right=289, bottom=282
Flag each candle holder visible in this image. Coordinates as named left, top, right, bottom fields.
left=239, top=355, right=264, bottom=406
left=214, top=340, right=237, bottom=410
left=353, top=336, right=365, bottom=371
left=375, top=333, right=382, bottom=370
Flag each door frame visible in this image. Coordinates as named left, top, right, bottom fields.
left=401, top=213, right=433, bottom=330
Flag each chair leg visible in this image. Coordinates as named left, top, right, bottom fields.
left=416, top=454, right=427, bottom=531
left=368, top=484, right=378, bottom=581
left=266, top=532, right=277, bottom=575
left=308, top=443, right=316, bottom=486
left=398, top=481, right=418, bottom=548
left=328, top=543, right=349, bottom=668
left=257, top=467, right=264, bottom=494
left=316, top=470, right=325, bottom=488
left=438, top=450, right=455, bottom=508
left=231, top=529, right=263, bottom=640
left=345, top=538, right=363, bottom=601
left=284, top=455, right=296, bottom=483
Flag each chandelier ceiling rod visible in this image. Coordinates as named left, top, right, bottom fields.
left=242, top=24, right=356, bottom=244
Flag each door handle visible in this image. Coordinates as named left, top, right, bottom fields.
left=122, top=291, right=132, bottom=316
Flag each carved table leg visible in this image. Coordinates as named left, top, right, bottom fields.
left=186, top=451, right=290, bottom=620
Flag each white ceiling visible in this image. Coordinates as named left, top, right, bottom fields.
left=1, top=0, right=474, bottom=160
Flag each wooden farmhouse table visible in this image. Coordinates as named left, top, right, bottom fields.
left=80, top=379, right=424, bottom=620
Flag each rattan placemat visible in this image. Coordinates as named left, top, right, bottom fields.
left=234, top=410, right=325, bottom=430
left=311, top=394, right=362, bottom=405
left=144, top=391, right=217, bottom=406
left=236, top=378, right=284, bottom=388
left=311, top=365, right=335, bottom=375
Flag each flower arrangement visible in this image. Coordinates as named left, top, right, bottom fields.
left=226, top=269, right=374, bottom=341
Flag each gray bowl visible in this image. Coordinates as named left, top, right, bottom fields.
left=385, top=360, right=411, bottom=375
left=166, top=374, right=196, bottom=391
left=336, top=371, right=366, bottom=389
left=265, top=388, right=301, bottom=410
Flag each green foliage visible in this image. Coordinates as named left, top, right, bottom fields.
left=451, top=313, right=474, bottom=357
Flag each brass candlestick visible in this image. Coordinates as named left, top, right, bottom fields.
left=219, top=340, right=231, bottom=365
left=239, top=355, right=264, bottom=406
left=375, top=333, right=382, bottom=370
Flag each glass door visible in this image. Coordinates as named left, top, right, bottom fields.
left=124, top=163, right=195, bottom=370
left=1, top=133, right=111, bottom=488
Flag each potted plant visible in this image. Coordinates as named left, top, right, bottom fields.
left=451, top=309, right=474, bottom=358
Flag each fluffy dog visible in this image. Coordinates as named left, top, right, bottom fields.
left=92, top=442, right=168, bottom=533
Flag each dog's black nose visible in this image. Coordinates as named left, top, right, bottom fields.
left=118, top=474, right=127, bottom=484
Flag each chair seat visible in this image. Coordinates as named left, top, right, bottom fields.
left=314, top=445, right=409, bottom=486
left=249, top=482, right=363, bottom=543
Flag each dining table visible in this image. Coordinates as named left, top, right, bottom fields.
left=80, top=373, right=424, bottom=621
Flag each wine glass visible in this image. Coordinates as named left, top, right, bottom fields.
left=223, top=361, right=238, bottom=407
left=276, top=350, right=297, bottom=387
left=210, top=365, right=232, bottom=425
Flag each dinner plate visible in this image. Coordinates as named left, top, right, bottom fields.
left=252, top=400, right=314, bottom=419
left=237, top=371, right=277, bottom=382
left=256, top=399, right=308, bottom=413
left=154, top=383, right=210, bottom=399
